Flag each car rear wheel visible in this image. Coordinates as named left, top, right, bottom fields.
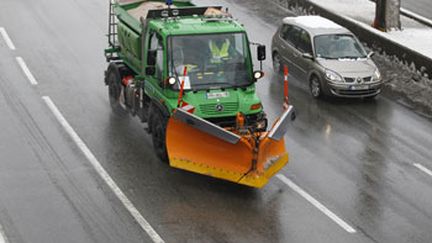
left=310, top=76, right=323, bottom=99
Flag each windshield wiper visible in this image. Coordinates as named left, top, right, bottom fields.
left=318, top=56, right=338, bottom=60
left=338, top=56, right=361, bottom=59
left=193, top=81, right=231, bottom=87
left=192, top=81, right=252, bottom=91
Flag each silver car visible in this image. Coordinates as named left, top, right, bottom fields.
left=272, top=16, right=383, bottom=99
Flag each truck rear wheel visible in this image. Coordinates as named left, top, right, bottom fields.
left=150, top=106, right=169, bottom=163
left=106, top=64, right=127, bottom=115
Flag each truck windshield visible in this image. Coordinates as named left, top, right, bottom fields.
left=168, top=33, right=252, bottom=90
left=314, top=34, right=367, bottom=59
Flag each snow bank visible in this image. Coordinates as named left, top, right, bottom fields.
left=308, top=0, right=432, bottom=59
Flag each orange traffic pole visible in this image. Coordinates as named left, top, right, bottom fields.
left=283, top=65, right=289, bottom=110
left=177, top=66, right=188, bottom=108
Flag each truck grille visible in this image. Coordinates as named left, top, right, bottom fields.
left=199, top=102, right=238, bottom=115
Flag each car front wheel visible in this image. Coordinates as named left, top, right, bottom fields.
left=310, top=76, right=324, bottom=99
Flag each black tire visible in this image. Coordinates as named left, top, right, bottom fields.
left=309, top=76, right=324, bottom=99
left=106, top=64, right=127, bottom=115
left=272, top=52, right=283, bottom=74
left=150, top=105, right=169, bottom=162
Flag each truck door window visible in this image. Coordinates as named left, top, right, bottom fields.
left=149, top=32, right=164, bottom=79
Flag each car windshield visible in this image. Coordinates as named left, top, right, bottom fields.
left=168, top=33, right=252, bottom=90
left=314, top=34, right=367, bottom=59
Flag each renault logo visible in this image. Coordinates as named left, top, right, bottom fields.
left=215, top=104, right=224, bottom=112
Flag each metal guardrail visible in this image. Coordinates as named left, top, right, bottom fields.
left=400, top=8, right=432, bottom=28
left=367, top=0, right=432, bottom=28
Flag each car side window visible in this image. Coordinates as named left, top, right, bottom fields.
left=297, top=29, right=312, bottom=54
left=285, top=26, right=302, bottom=49
left=280, top=24, right=293, bottom=43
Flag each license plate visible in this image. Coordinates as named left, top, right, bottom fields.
left=350, top=85, right=369, bottom=90
left=206, top=92, right=229, bottom=99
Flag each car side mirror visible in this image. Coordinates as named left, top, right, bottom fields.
left=147, top=50, right=157, bottom=66
left=302, top=53, right=314, bottom=60
left=257, top=45, right=266, bottom=61
left=367, top=52, right=375, bottom=58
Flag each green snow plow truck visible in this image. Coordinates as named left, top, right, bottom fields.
left=104, top=0, right=295, bottom=188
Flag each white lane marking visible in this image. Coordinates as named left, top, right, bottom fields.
left=16, top=57, right=38, bottom=85
left=42, top=96, right=164, bottom=243
left=0, top=223, right=7, bottom=243
left=276, top=174, right=357, bottom=233
left=0, top=27, right=16, bottom=50
left=414, top=163, right=432, bottom=177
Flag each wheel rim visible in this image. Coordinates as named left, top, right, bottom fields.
left=311, top=78, right=321, bottom=97
left=273, top=55, right=281, bottom=72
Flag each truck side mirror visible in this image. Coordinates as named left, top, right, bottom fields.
left=147, top=50, right=157, bottom=66
left=257, top=45, right=266, bottom=61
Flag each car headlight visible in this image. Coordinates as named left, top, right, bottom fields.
left=325, top=70, right=343, bottom=82
left=373, top=69, right=381, bottom=81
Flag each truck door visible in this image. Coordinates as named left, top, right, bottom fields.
left=146, top=31, right=165, bottom=88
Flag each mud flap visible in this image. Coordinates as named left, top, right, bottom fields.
left=166, top=106, right=294, bottom=188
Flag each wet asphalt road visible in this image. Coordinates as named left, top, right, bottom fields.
left=402, top=0, right=432, bottom=19
left=1, top=0, right=432, bottom=242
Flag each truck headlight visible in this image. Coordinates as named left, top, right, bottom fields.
left=373, top=69, right=381, bottom=81
left=325, top=70, right=343, bottom=83
left=168, top=77, right=177, bottom=85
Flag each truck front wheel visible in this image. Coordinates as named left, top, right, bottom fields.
left=150, top=106, right=169, bottom=163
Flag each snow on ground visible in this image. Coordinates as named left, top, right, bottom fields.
left=309, top=0, right=432, bottom=58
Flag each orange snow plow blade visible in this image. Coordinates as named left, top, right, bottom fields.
left=166, top=106, right=294, bottom=188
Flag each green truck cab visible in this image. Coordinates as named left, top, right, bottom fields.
left=104, top=1, right=267, bottom=160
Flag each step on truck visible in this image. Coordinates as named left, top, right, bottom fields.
left=104, top=0, right=295, bottom=188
